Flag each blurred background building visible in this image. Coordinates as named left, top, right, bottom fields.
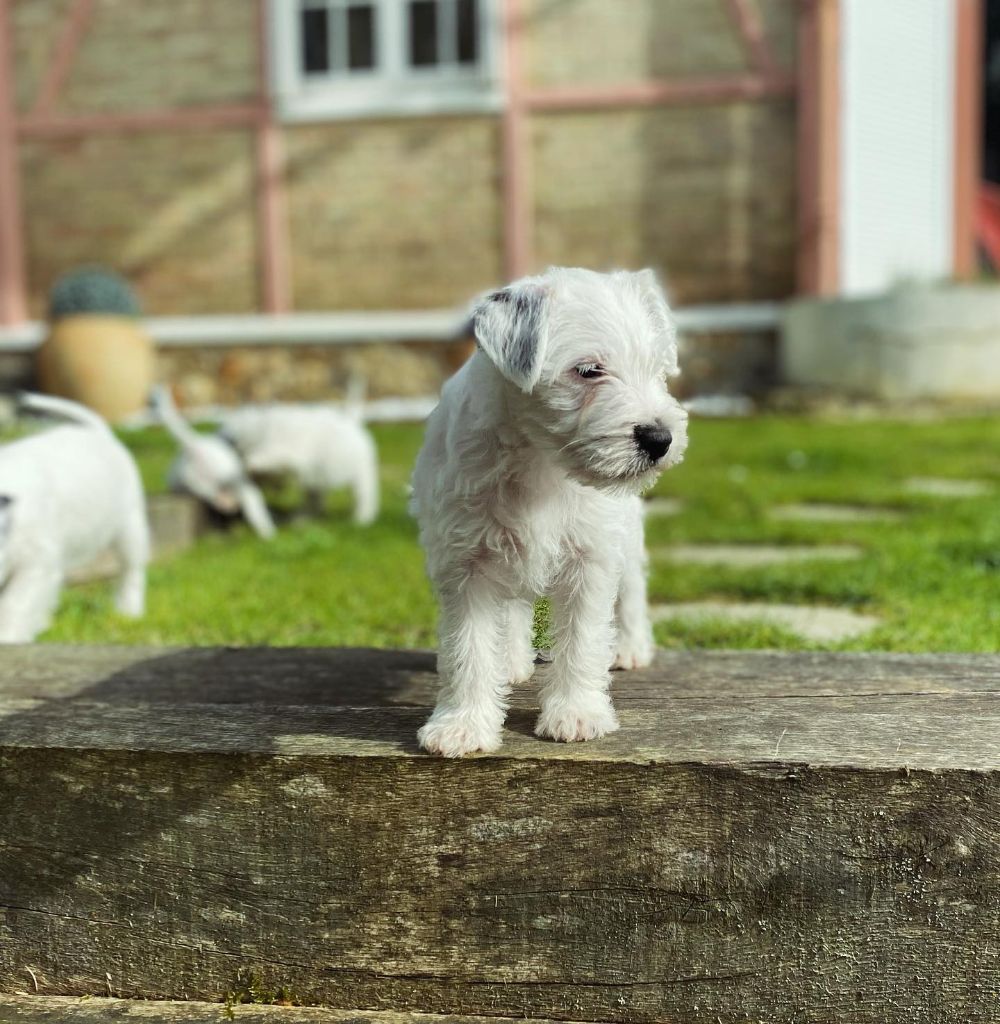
left=0, top=0, right=992, bottom=406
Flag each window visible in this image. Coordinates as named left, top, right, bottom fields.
left=271, top=0, right=500, bottom=121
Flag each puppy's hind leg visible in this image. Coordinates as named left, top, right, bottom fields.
left=419, top=574, right=509, bottom=757
left=113, top=506, right=150, bottom=619
left=536, top=554, right=620, bottom=743
left=0, top=565, right=64, bottom=642
left=612, top=518, right=654, bottom=671
left=506, top=598, right=537, bottom=685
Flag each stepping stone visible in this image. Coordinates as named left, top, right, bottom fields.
left=651, top=601, right=880, bottom=643
left=904, top=477, right=993, bottom=498
left=656, top=543, right=862, bottom=567
left=771, top=502, right=903, bottom=523
left=643, top=497, right=683, bottom=517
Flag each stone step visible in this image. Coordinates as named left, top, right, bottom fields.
left=770, top=502, right=904, bottom=523
left=0, top=646, right=997, bottom=1023
left=904, top=476, right=993, bottom=498
left=642, top=497, right=683, bottom=517
left=655, top=543, right=863, bottom=567
left=651, top=600, right=880, bottom=642
left=68, top=494, right=207, bottom=584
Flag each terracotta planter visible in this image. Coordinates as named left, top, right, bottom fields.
left=37, top=314, right=155, bottom=423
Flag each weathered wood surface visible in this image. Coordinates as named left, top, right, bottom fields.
left=0, top=647, right=999, bottom=1024
left=0, top=995, right=554, bottom=1022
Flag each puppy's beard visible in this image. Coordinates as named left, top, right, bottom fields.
left=551, top=435, right=662, bottom=493
left=563, top=423, right=688, bottom=493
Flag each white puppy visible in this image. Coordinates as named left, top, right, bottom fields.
left=220, top=400, right=379, bottom=525
left=412, top=267, right=688, bottom=757
left=0, top=393, right=150, bottom=643
left=152, top=387, right=276, bottom=540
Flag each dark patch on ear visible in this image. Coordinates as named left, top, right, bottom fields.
left=0, top=495, right=13, bottom=510
left=473, top=282, right=549, bottom=391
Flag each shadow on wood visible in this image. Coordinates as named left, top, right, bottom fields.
left=0, top=647, right=998, bottom=1022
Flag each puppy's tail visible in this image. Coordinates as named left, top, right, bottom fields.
left=19, top=392, right=110, bottom=433
left=150, top=384, right=202, bottom=448
left=343, top=374, right=367, bottom=422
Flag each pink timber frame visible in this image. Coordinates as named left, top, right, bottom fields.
left=0, top=0, right=290, bottom=324
left=0, top=0, right=983, bottom=324
left=500, top=0, right=797, bottom=279
left=953, top=0, right=983, bottom=279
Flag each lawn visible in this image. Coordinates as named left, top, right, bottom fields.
left=42, top=414, right=1000, bottom=652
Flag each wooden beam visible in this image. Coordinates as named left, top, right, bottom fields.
left=500, top=0, right=531, bottom=279
left=797, top=0, right=840, bottom=295
left=953, top=0, right=984, bottom=279
left=0, top=646, right=999, bottom=1020
left=0, top=997, right=590, bottom=1024
left=30, top=0, right=96, bottom=117
left=724, top=0, right=780, bottom=76
left=17, top=102, right=266, bottom=137
left=0, top=0, right=27, bottom=325
left=254, top=0, right=291, bottom=314
left=525, top=72, right=795, bottom=112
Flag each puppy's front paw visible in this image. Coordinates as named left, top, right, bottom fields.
left=611, top=635, right=654, bottom=671
left=418, top=709, right=503, bottom=757
left=535, top=692, right=620, bottom=743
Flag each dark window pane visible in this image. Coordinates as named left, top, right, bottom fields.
left=456, top=0, right=478, bottom=64
left=409, top=0, right=438, bottom=66
left=347, top=5, right=375, bottom=69
left=301, top=6, right=329, bottom=74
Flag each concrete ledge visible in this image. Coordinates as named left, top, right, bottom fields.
left=0, top=304, right=783, bottom=354
left=782, top=283, right=1000, bottom=401
left=0, top=646, right=999, bottom=1022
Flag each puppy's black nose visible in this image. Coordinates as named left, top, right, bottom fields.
left=634, top=424, right=672, bottom=462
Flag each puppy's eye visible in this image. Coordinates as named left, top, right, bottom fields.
left=575, top=363, right=605, bottom=380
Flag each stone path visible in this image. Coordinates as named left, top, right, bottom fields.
left=904, top=477, right=993, bottom=498
left=644, top=497, right=683, bottom=517
left=69, top=495, right=206, bottom=584
left=657, top=543, right=862, bottom=567
left=651, top=601, right=880, bottom=643
left=648, top=471, right=993, bottom=644
left=770, top=502, right=903, bottom=523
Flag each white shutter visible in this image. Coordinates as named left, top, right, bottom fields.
left=839, top=0, right=955, bottom=295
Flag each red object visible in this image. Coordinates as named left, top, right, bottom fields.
left=977, top=183, right=1000, bottom=269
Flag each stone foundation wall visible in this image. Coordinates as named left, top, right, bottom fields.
left=0, top=330, right=778, bottom=410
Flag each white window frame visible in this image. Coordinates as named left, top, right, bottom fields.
left=269, top=0, right=503, bottom=122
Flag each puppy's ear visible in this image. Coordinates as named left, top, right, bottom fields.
left=634, top=269, right=679, bottom=378
left=472, top=281, right=550, bottom=392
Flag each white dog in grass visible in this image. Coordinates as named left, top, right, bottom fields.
left=0, top=393, right=150, bottom=643
left=152, top=386, right=276, bottom=540
left=220, top=398, right=379, bottom=525
left=412, top=267, right=688, bottom=757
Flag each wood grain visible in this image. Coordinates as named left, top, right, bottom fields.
left=0, top=646, right=998, bottom=1023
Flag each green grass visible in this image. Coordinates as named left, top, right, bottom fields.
left=41, top=415, right=1000, bottom=652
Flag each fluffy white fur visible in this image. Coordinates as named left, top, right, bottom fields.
left=220, top=402, right=379, bottom=525
left=0, top=393, right=150, bottom=643
left=412, top=267, right=688, bottom=757
left=153, top=387, right=276, bottom=540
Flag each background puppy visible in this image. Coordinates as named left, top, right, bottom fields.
left=0, top=393, right=150, bottom=643
left=412, top=267, right=688, bottom=757
left=220, top=389, right=379, bottom=525
left=152, top=386, right=276, bottom=540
